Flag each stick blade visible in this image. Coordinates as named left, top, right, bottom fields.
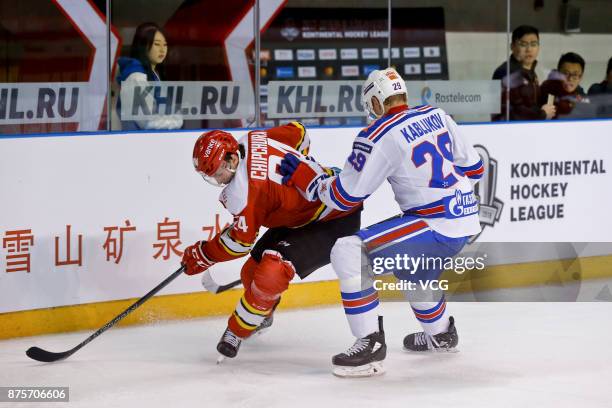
left=201, top=271, right=241, bottom=294
left=201, top=270, right=221, bottom=293
left=26, top=347, right=73, bottom=363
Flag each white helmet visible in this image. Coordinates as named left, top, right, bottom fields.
left=362, top=68, right=407, bottom=119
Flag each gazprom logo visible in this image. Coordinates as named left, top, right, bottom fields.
left=445, top=190, right=479, bottom=218
left=421, top=86, right=432, bottom=105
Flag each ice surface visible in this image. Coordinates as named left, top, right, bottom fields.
left=1, top=302, right=611, bottom=408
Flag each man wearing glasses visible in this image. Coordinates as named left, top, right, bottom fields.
left=540, top=52, right=588, bottom=119
left=492, top=25, right=556, bottom=121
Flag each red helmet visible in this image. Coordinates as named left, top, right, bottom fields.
left=192, top=130, right=239, bottom=177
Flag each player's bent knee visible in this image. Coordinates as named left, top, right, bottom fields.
left=331, top=235, right=361, bottom=262
left=251, top=250, right=296, bottom=298
left=240, top=256, right=259, bottom=288
left=331, top=235, right=363, bottom=280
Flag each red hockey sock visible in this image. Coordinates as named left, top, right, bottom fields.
left=228, top=251, right=295, bottom=338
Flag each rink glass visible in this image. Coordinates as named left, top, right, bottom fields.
left=1, top=0, right=611, bottom=134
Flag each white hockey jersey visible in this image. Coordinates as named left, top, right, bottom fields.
left=316, top=104, right=484, bottom=238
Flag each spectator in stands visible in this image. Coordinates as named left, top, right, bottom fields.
left=492, top=25, right=555, bottom=121
left=116, top=22, right=183, bottom=130
left=540, top=52, right=588, bottom=119
left=588, top=57, right=612, bottom=96
left=587, top=57, right=612, bottom=118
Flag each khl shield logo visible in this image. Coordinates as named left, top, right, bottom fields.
left=469, top=145, right=504, bottom=243
left=280, top=19, right=300, bottom=41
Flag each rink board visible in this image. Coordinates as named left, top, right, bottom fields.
left=1, top=255, right=611, bottom=339
left=1, top=119, right=612, bottom=338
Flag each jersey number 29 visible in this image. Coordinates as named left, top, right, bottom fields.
left=412, top=132, right=458, bottom=188
left=348, top=151, right=367, bottom=172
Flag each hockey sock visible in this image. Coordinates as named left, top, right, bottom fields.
left=409, top=295, right=450, bottom=336
left=332, top=236, right=380, bottom=339
left=339, top=276, right=380, bottom=339
left=228, top=250, right=294, bottom=339
left=228, top=291, right=272, bottom=339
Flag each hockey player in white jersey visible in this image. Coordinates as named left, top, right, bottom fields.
left=280, top=68, right=484, bottom=377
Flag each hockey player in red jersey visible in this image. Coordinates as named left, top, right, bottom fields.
left=182, top=122, right=361, bottom=359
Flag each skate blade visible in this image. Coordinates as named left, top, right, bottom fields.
left=403, top=346, right=459, bottom=354
left=332, top=361, right=385, bottom=378
left=216, top=355, right=226, bottom=365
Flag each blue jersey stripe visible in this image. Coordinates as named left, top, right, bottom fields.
left=407, top=198, right=445, bottom=212
left=456, top=160, right=483, bottom=172
left=357, top=116, right=389, bottom=138
left=329, top=188, right=353, bottom=211
left=366, top=107, right=439, bottom=144
left=335, top=177, right=368, bottom=203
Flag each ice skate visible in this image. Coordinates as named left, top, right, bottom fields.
left=332, top=316, right=386, bottom=378
left=217, top=327, right=242, bottom=359
left=403, top=316, right=459, bottom=352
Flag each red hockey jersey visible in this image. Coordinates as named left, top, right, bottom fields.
left=202, top=122, right=359, bottom=263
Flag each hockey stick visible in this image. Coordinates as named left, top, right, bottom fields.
left=26, top=265, right=186, bottom=363
left=201, top=270, right=242, bottom=294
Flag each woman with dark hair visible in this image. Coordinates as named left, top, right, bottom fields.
left=588, top=57, right=612, bottom=96
left=116, top=22, right=182, bottom=130
left=587, top=57, right=612, bottom=118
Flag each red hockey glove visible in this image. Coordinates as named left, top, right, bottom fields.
left=182, top=241, right=216, bottom=275
left=280, top=153, right=329, bottom=201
